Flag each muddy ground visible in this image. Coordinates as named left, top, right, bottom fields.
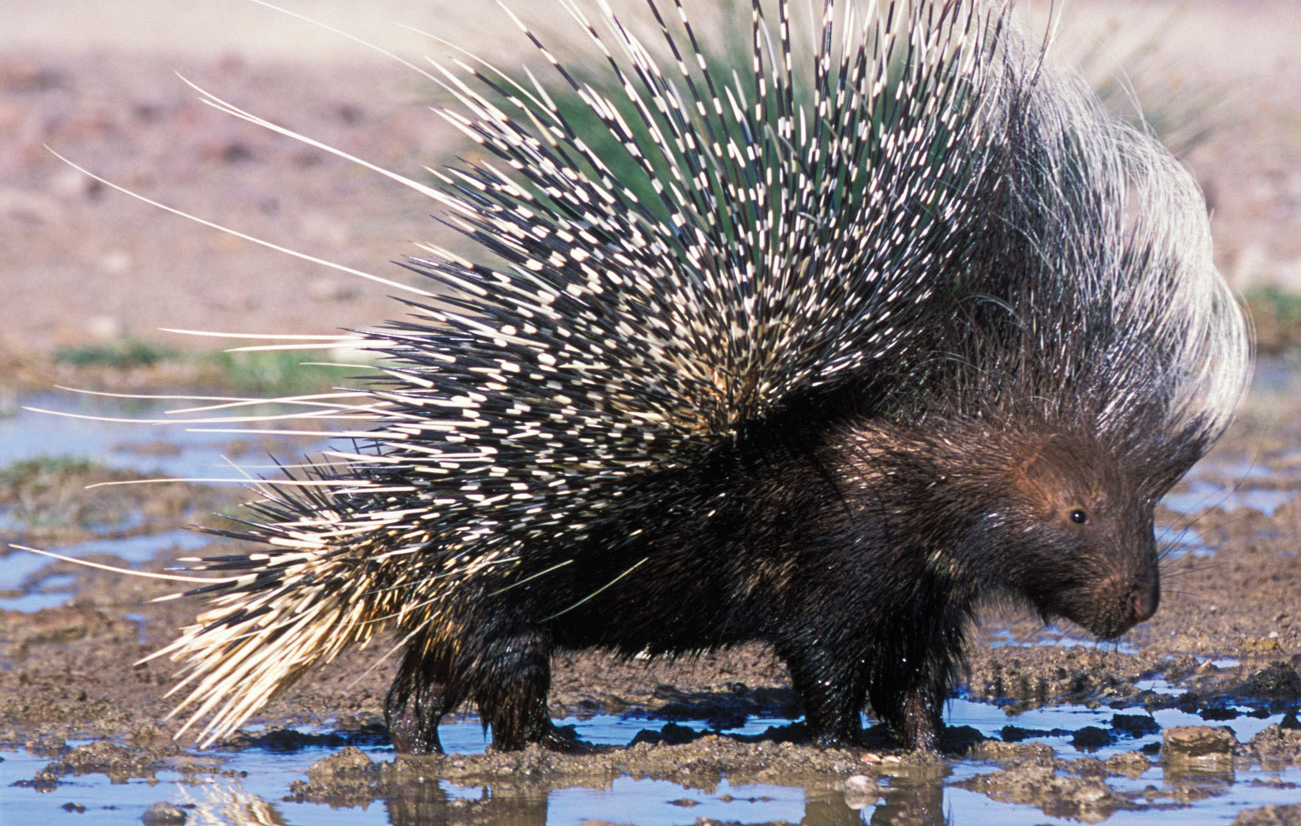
left=3, top=382, right=1301, bottom=822
left=2, top=0, right=1301, bottom=823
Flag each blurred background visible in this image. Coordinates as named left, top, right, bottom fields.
left=1, top=0, right=1298, bottom=403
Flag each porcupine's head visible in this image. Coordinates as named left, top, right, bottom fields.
left=967, top=428, right=1162, bottom=640
left=917, top=43, right=1252, bottom=641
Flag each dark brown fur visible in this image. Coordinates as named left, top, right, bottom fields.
left=383, top=399, right=1162, bottom=752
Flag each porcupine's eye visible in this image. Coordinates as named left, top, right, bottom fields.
left=1069, top=509, right=1088, bottom=525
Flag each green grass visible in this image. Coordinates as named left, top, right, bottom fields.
left=54, top=339, right=179, bottom=369
left=199, top=349, right=373, bottom=397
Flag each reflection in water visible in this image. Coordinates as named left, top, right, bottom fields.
left=868, top=765, right=947, bottom=825
left=177, top=780, right=289, bottom=826
left=174, top=764, right=927, bottom=826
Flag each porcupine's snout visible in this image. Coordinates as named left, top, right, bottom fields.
left=1090, top=556, right=1160, bottom=639
left=1057, top=520, right=1161, bottom=640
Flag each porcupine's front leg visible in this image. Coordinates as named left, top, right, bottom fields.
left=782, top=640, right=952, bottom=750
left=865, top=628, right=959, bottom=751
left=781, top=646, right=871, bottom=748
left=472, top=626, right=586, bottom=752
left=868, top=676, right=945, bottom=751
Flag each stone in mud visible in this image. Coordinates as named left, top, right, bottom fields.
left=842, top=774, right=880, bottom=809
left=140, top=802, right=187, bottom=825
left=1163, top=725, right=1237, bottom=774
left=1233, top=802, right=1301, bottom=826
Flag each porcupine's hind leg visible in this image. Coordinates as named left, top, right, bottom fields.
left=470, top=625, right=585, bottom=752
left=384, top=640, right=466, bottom=754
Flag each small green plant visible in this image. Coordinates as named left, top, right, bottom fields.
left=54, top=339, right=179, bottom=369
left=0, top=456, right=96, bottom=491
left=1244, top=286, right=1301, bottom=354
left=200, top=350, right=367, bottom=396
left=1248, top=285, right=1301, bottom=320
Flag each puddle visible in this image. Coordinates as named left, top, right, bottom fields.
left=1161, top=454, right=1298, bottom=517
left=1155, top=523, right=1212, bottom=559
left=0, top=742, right=826, bottom=826
left=1160, top=437, right=1299, bottom=518
left=3, top=706, right=1300, bottom=825
left=0, top=394, right=330, bottom=611
left=1, top=392, right=329, bottom=478
left=0, top=530, right=213, bottom=612
left=0, top=572, right=78, bottom=613
left=985, top=626, right=1139, bottom=655
left=1163, top=480, right=1297, bottom=517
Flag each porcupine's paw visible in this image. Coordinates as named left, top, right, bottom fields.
left=536, top=721, right=591, bottom=753
left=485, top=715, right=592, bottom=753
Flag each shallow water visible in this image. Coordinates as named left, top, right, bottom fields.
left=0, top=740, right=821, bottom=826
left=3, top=706, right=1300, bottom=825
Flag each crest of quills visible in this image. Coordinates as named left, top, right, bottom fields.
left=127, top=0, right=1249, bottom=752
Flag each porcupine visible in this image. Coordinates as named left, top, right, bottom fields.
left=121, top=0, right=1248, bottom=753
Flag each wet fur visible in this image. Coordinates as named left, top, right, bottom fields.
left=384, top=393, right=1168, bottom=752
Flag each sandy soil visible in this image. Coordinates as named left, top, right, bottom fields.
left=2, top=0, right=1300, bottom=821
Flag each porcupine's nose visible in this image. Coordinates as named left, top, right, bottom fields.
left=1129, top=576, right=1160, bottom=625
left=1089, top=563, right=1160, bottom=639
